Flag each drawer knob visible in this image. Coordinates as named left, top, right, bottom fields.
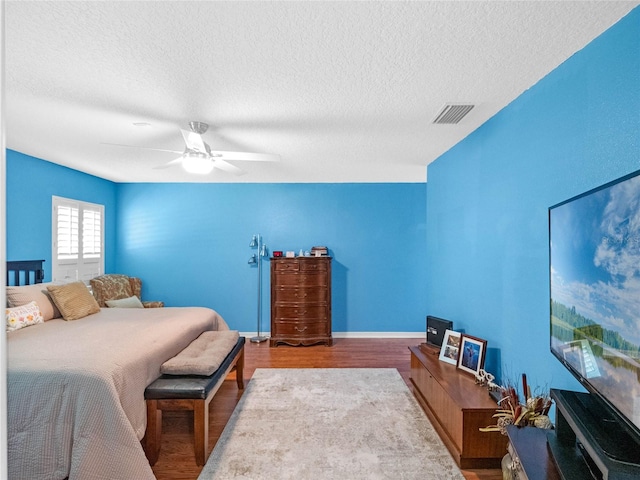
left=296, top=309, right=308, bottom=315
left=295, top=326, right=308, bottom=332
left=295, top=293, right=308, bottom=298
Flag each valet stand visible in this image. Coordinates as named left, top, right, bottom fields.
left=248, top=234, right=268, bottom=343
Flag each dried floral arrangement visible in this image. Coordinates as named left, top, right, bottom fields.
left=480, top=373, right=553, bottom=435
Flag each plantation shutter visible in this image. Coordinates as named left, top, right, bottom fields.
left=56, top=204, right=79, bottom=260
left=52, top=196, right=104, bottom=283
left=82, top=207, right=102, bottom=259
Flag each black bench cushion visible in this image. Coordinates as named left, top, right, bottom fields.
left=145, top=336, right=245, bottom=400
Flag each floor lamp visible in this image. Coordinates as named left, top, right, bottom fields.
left=248, top=234, right=268, bottom=343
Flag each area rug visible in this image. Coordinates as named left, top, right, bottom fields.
left=198, top=368, right=464, bottom=479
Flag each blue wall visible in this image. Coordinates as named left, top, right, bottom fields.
left=425, top=8, right=640, bottom=391
left=5, top=153, right=428, bottom=333
left=6, top=151, right=118, bottom=279
left=115, top=183, right=427, bottom=333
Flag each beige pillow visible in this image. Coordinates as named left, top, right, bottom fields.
left=6, top=282, right=62, bottom=321
left=105, top=295, right=144, bottom=308
left=47, top=282, right=101, bottom=321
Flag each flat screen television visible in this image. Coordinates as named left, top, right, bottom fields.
left=549, top=169, right=640, bottom=440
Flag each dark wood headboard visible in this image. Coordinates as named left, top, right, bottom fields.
left=7, top=260, right=45, bottom=286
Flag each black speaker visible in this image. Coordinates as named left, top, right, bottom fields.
left=426, top=315, right=453, bottom=348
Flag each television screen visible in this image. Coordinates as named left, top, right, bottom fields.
left=550, top=170, right=640, bottom=435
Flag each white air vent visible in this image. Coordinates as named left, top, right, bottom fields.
left=432, top=104, right=475, bottom=124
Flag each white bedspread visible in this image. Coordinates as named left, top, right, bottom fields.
left=7, top=306, right=228, bottom=480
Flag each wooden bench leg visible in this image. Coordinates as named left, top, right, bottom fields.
left=236, top=347, right=245, bottom=390
left=194, top=399, right=208, bottom=466
left=143, top=399, right=162, bottom=466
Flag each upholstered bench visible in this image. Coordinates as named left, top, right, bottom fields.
left=143, top=332, right=245, bottom=466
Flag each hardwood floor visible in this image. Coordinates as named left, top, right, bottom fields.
left=150, top=338, right=503, bottom=480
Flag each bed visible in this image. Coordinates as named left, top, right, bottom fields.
left=6, top=260, right=229, bottom=480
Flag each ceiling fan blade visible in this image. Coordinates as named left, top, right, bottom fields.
left=153, top=157, right=183, bottom=170
left=213, top=151, right=280, bottom=162
left=214, top=159, right=246, bottom=176
left=101, top=142, right=182, bottom=154
left=180, top=129, right=207, bottom=153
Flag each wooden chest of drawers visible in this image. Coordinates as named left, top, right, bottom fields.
left=270, top=257, right=332, bottom=347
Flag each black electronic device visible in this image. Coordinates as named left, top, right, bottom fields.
left=426, top=315, right=453, bottom=348
left=547, top=389, right=640, bottom=480
left=548, top=169, right=640, bottom=478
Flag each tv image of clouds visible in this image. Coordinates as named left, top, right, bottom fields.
left=550, top=173, right=640, bottom=427
left=551, top=174, right=640, bottom=348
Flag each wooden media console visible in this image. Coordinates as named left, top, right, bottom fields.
left=409, top=345, right=508, bottom=469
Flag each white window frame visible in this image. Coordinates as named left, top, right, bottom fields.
left=52, top=196, right=105, bottom=283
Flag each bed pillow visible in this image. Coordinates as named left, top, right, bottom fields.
left=47, top=282, right=101, bottom=321
left=6, top=282, right=62, bottom=321
left=6, top=301, right=44, bottom=332
left=105, top=295, right=144, bottom=308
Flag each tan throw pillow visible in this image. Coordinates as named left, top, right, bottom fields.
left=6, top=282, right=62, bottom=321
left=47, top=282, right=101, bottom=321
left=6, top=301, right=45, bottom=332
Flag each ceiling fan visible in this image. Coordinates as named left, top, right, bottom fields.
left=105, top=121, right=279, bottom=175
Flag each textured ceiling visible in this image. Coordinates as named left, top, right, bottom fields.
left=5, top=1, right=638, bottom=183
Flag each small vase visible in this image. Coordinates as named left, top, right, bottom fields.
left=501, top=452, right=519, bottom=480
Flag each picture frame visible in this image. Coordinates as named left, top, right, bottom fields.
left=438, top=329, right=462, bottom=365
left=457, top=334, right=487, bottom=375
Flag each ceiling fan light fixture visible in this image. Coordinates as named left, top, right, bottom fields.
left=182, top=152, right=214, bottom=174
left=107, top=120, right=274, bottom=175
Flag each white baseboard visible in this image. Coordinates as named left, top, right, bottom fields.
left=333, top=332, right=425, bottom=338
left=240, top=332, right=425, bottom=339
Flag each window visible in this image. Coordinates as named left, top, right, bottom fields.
left=52, top=196, right=104, bottom=283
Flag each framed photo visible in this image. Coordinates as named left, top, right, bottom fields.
left=438, top=329, right=462, bottom=365
left=457, top=334, right=487, bottom=375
